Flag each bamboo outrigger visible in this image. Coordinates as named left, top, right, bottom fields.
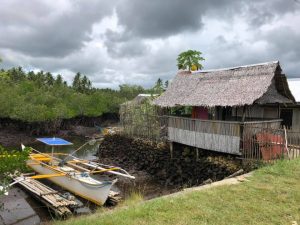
left=19, top=137, right=135, bottom=206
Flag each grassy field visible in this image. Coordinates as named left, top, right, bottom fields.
left=58, top=159, right=300, bottom=225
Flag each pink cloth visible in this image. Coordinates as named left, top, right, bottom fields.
left=192, top=107, right=208, bottom=119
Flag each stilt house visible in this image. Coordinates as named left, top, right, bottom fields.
left=153, top=61, right=296, bottom=155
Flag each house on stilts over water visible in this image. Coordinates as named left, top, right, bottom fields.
left=153, top=61, right=299, bottom=159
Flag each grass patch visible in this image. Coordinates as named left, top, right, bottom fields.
left=57, top=159, right=300, bottom=225
left=121, top=191, right=144, bottom=207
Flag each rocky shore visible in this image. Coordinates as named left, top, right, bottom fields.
left=98, top=134, right=244, bottom=188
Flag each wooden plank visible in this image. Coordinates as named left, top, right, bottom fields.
left=14, top=176, right=78, bottom=217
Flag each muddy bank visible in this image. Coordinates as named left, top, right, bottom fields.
left=0, top=114, right=119, bottom=147
left=0, top=127, right=35, bottom=147
left=0, top=124, right=119, bottom=147
left=98, top=135, right=244, bottom=193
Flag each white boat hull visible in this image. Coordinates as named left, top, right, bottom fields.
left=27, top=159, right=113, bottom=205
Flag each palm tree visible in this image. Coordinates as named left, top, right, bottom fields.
left=177, top=50, right=205, bottom=71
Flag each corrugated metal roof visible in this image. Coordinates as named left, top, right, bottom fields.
left=288, top=78, right=300, bottom=102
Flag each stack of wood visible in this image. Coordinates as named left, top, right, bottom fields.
left=106, top=190, right=122, bottom=206
left=14, top=176, right=78, bottom=218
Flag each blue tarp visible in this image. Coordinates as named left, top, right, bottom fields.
left=36, top=138, right=73, bottom=146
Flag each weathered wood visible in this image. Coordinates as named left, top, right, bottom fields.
left=170, top=142, right=173, bottom=159
left=226, top=169, right=244, bottom=178
left=106, top=191, right=121, bottom=206
left=14, top=176, right=78, bottom=217
left=168, top=116, right=285, bottom=156
left=168, top=117, right=241, bottom=154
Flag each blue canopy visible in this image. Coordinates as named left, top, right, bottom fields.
left=36, top=138, right=73, bottom=146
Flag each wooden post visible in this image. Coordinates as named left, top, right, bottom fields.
left=170, top=142, right=173, bottom=159
left=196, top=148, right=199, bottom=161
left=242, top=106, right=247, bottom=122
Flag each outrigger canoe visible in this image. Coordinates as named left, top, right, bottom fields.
left=24, top=138, right=134, bottom=205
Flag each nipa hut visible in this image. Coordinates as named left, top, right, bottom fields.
left=120, top=94, right=162, bottom=140
left=153, top=61, right=296, bottom=155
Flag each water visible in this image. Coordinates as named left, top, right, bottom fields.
left=26, top=136, right=99, bottom=160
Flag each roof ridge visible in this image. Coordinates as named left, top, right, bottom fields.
left=191, top=61, right=279, bottom=74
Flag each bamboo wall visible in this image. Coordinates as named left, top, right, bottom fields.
left=119, top=101, right=167, bottom=142
left=168, top=116, right=241, bottom=154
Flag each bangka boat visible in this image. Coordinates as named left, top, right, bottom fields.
left=23, top=137, right=135, bottom=205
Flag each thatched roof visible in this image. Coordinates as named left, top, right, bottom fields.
left=154, top=61, right=295, bottom=107
left=121, top=94, right=158, bottom=106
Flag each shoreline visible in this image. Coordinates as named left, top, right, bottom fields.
left=0, top=125, right=108, bottom=148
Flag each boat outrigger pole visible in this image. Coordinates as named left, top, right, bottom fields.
left=59, top=139, right=97, bottom=166
left=26, top=138, right=135, bottom=180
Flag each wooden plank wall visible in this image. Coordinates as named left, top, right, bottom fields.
left=168, top=116, right=241, bottom=155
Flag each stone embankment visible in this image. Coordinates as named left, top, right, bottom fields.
left=98, top=134, right=244, bottom=187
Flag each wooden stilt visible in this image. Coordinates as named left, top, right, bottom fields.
left=242, top=106, right=246, bottom=122
left=170, top=142, right=173, bottom=159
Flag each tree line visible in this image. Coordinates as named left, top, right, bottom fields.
left=0, top=67, right=167, bottom=123
left=0, top=49, right=204, bottom=124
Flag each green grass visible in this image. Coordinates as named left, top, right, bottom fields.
left=57, top=159, right=300, bottom=225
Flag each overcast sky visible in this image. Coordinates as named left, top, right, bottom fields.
left=0, top=0, right=300, bottom=89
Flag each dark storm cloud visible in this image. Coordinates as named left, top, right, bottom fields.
left=263, top=26, right=300, bottom=58
left=104, top=0, right=243, bottom=58
left=106, top=0, right=299, bottom=59
left=0, top=0, right=116, bottom=57
left=261, top=26, right=300, bottom=77
left=104, top=30, right=149, bottom=58
left=242, top=0, right=299, bottom=27
left=114, top=0, right=240, bottom=38
left=114, top=0, right=298, bottom=39
left=0, top=0, right=300, bottom=88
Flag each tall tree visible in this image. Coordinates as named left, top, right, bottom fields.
left=177, top=50, right=205, bottom=71
left=27, top=71, right=36, bottom=81
left=72, top=72, right=81, bottom=90
left=8, top=67, right=26, bottom=82
left=36, top=70, right=45, bottom=87
left=81, top=75, right=92, bottom=92
left=55, top=74, right=63, bottom=86
left=164, top=80, right=169, bottom=89
left=45, top=72, right=54, bottom=86
left=152, top=78, right=164, bottom=94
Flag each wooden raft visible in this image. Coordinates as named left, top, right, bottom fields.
left=14, top=177, right=78, bottom=217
